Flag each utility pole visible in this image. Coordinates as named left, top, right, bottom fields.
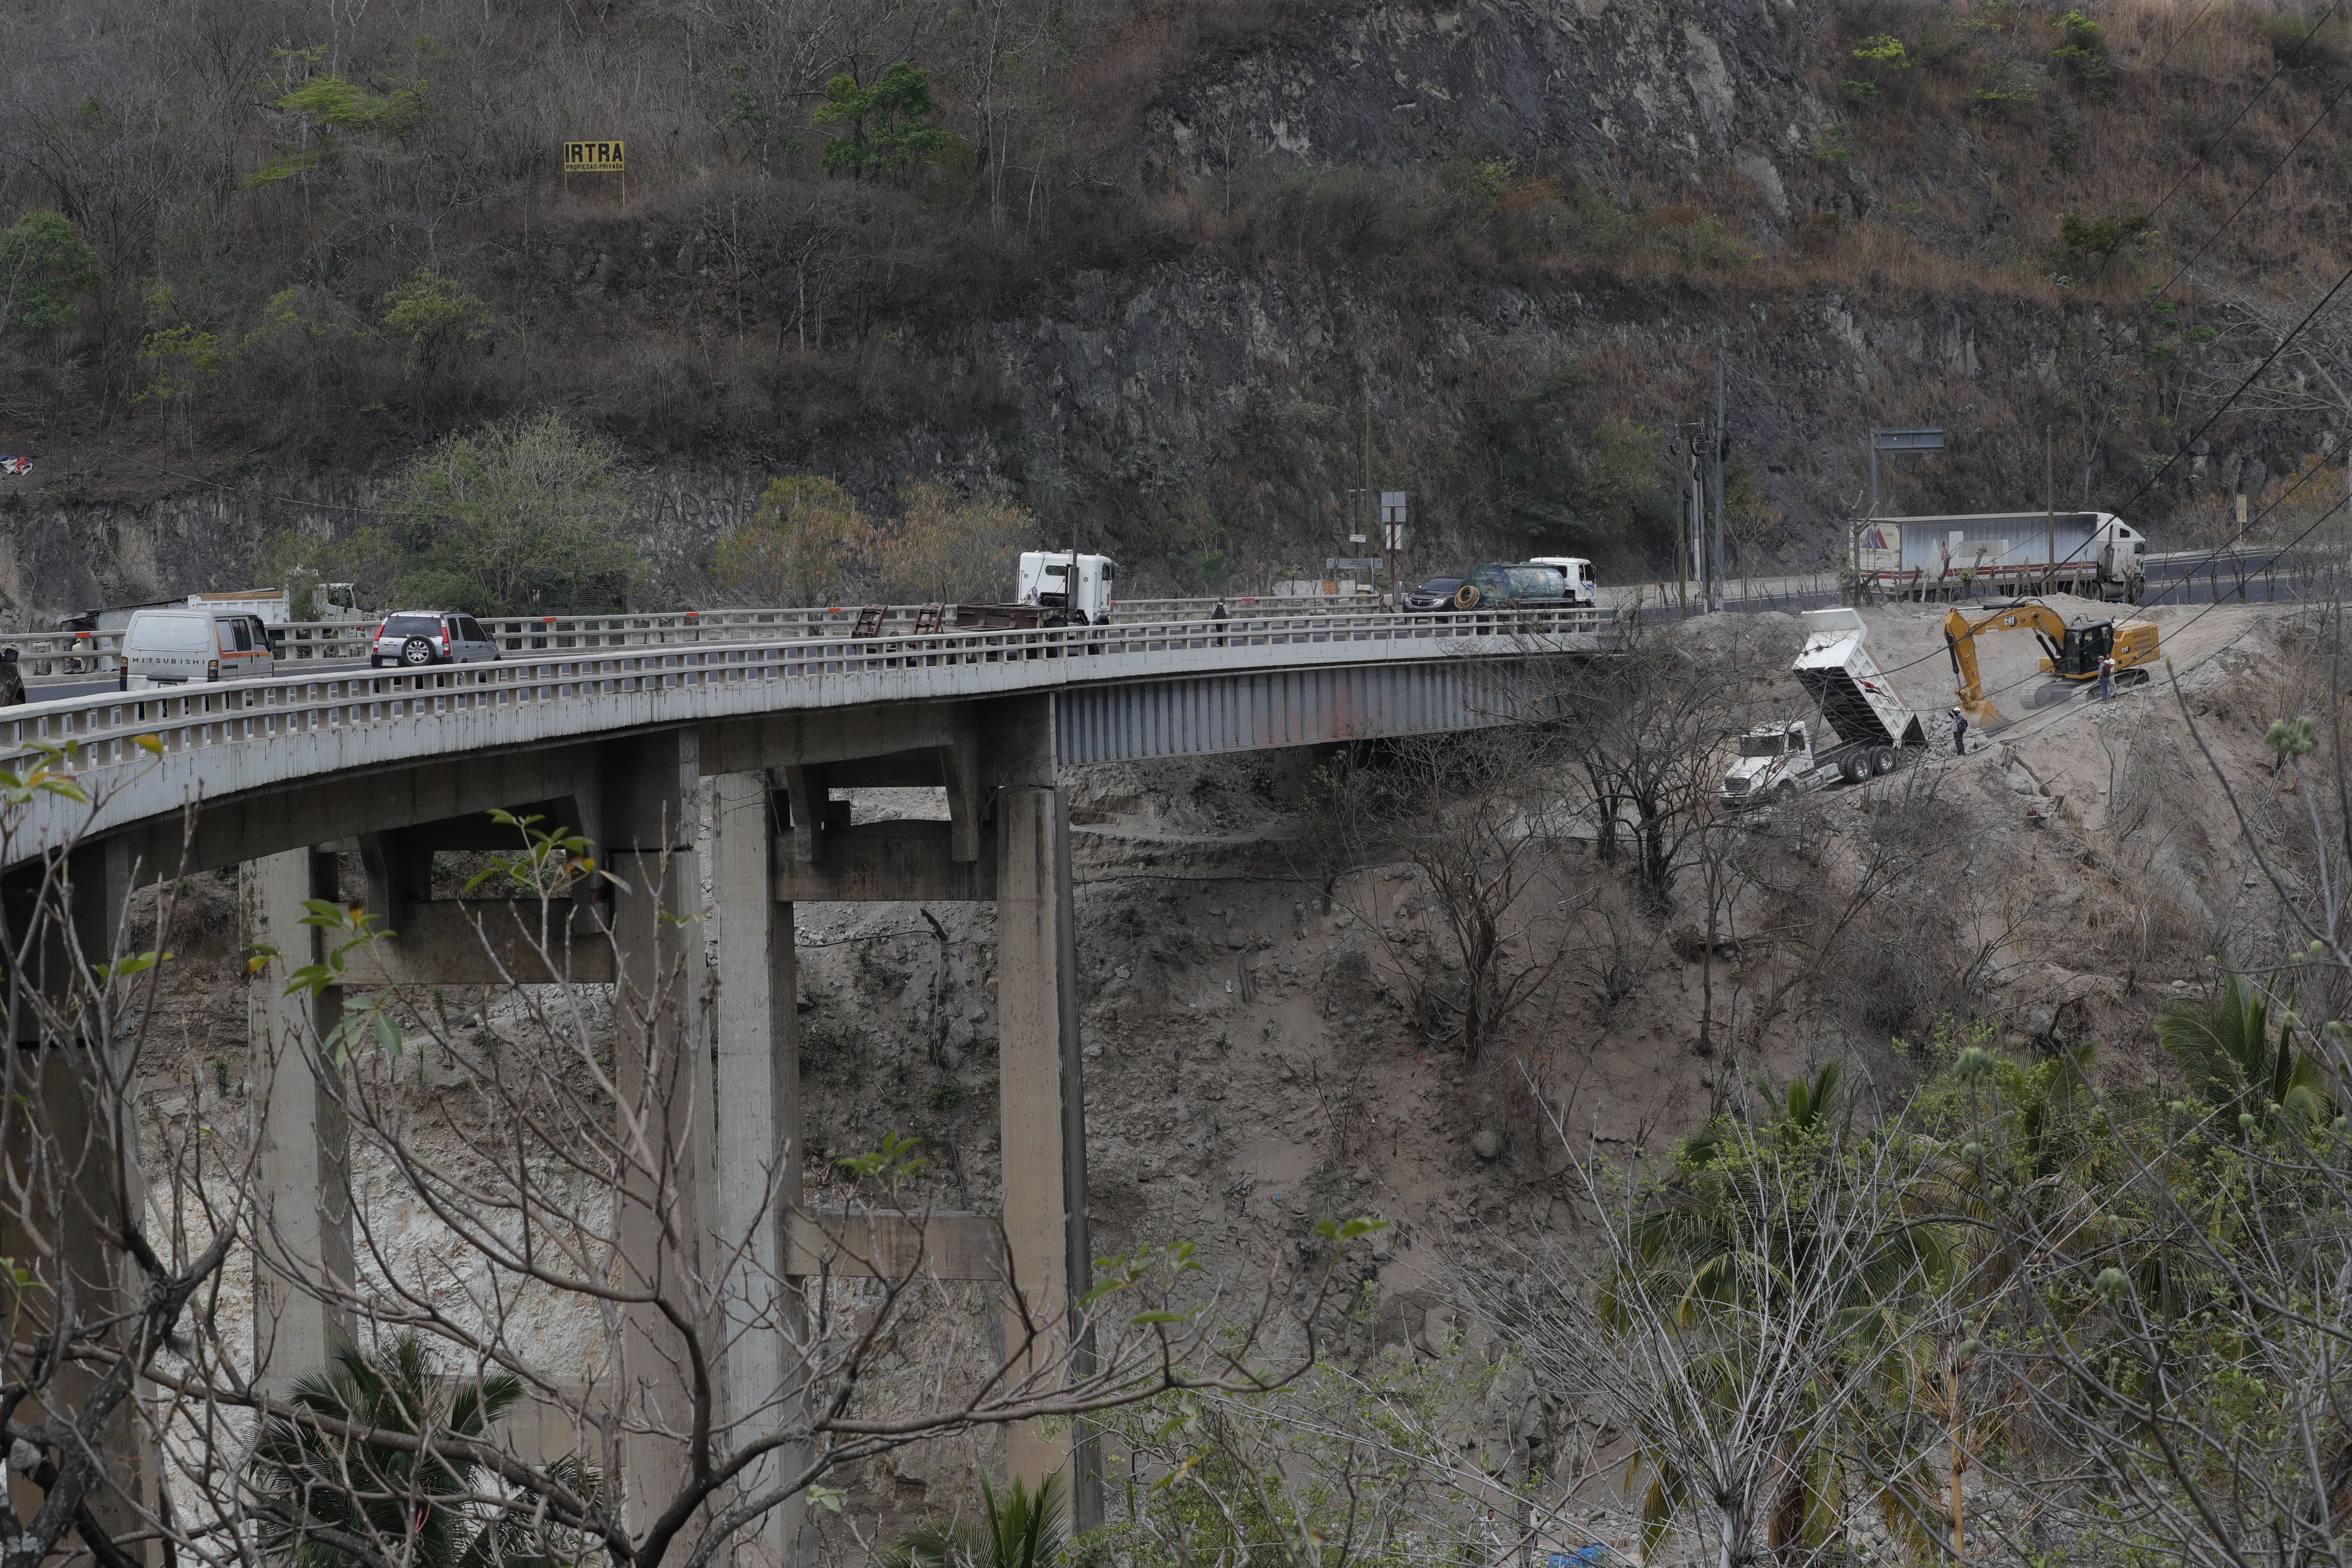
left=1363, top=385, right=1381, bottom=605
left=1711, top=345, right=1727, bottom=613
left=2044, top=429, right=2055, bottom=597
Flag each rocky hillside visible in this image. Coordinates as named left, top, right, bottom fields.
left=3, top=2, right=2348, bottom=616
left=127, top=595, right=2321, bottom=1558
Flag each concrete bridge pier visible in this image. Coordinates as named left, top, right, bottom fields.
left=600, top=731, right=716, bottom=1536
left=0, top=839, right=158, bottom=1556
left=242, top=848, right=355, bottom=1398
left=767, top=695, right=1096, bottom=1529
left=710, top=766, right=804, bottom=1568
left=986, top=702, right=1096, bottom=1522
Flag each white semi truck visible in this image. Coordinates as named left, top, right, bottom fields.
left=1851, top=511, right=2149, bottom=600
left=1722, top=608, right=1930, bottom=807
left=1014, top=551, right=1118, bottom=622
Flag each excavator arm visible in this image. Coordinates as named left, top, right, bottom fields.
left=1942, top=606, right=2012, bottom=731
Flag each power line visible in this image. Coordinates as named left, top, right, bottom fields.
left=2072, top=0, right=2342, bottom=288
left=2150, top=67, right=2352, bottom=301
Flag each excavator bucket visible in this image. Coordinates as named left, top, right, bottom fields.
left=1959, top=695, right=2010, bottom=732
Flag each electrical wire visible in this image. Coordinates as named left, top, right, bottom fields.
left=2149, top=66, right=2352, bottom=302
left=1965, top=487, right=2339, bottom=722
left=1825, top=252, right=2352, bottom=697
left=2070, top=0, right=2341, bottom=289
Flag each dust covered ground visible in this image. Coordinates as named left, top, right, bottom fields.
left=123, top=595, right=2324, bottom=1559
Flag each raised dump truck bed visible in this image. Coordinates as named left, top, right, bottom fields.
left=1723, top=609, right=1928, bottom=807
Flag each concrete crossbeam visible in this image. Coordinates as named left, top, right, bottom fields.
left=356, top=899, right=617, bottom=985
left=784, top=1211, right=1004, bottom=1281
left=769, top=821, right=996, bottom=903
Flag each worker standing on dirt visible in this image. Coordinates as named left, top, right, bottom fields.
left=2098, top=654, right=2116, bottom=702
left=1951, top=706, right=1968, bottom=757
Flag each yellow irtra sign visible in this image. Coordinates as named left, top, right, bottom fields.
left=564, top=140, right=625, bottom=172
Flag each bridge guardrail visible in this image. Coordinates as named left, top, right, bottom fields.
left=2, top=595, right=1389, bottom=677
left=0, top=606, right=1608, bottom=785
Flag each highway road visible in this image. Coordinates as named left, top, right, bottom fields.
left=19, top=657, right=374, bottom=706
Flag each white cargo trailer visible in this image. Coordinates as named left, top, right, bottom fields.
left=1852, top=511, right=2147, bottom=601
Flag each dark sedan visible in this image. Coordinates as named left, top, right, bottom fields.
left=1402, top=576, right=1466, bottom=612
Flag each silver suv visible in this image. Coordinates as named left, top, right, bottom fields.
left=370, top=611, right=502, bottom=668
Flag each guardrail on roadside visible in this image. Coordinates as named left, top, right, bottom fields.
left=0, top=594, right=1394, bottom=677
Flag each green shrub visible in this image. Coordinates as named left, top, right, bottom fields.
left=0, top=212, right=99, bottom=334
left=384, top=410, right=643, bottom=613
left=812, top=61, right=953, bottom=180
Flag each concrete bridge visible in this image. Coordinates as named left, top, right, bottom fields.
left=3, top=606, right=1601, bottom=1558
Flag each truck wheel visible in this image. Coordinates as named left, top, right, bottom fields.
left=1838, top=753, right=1865, bottom=784
left=1871, top=746, right=1896, bottom=776
left=1775, top=780, right=1798, bottom=802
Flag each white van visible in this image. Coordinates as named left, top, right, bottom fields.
left=118, top=609, right=275, bottom=690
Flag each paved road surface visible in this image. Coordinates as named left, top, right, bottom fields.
left=17, top=658, right=373, bottom=707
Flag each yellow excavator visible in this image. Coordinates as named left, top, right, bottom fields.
left=1944, top=599, right=2160, bottom=729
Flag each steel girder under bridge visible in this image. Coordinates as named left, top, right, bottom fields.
left=1057, top=658, right=1546, bottom=765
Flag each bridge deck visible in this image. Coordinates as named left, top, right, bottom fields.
left=0, top=609, right=1604, bottom=865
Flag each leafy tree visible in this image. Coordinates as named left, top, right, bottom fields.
left=135, top=283, right=232, bottom=433
left=0, top=211, right=100, bottom=334
left=873, top=478, right=1038, bottom=603
left=379, top=269, right=492, bottom=374
left=253, top=1337, right=589, bottom=1568
left=812, top=62, right=953, bottom=180
left=1600, top=1066, right=1952, bottom=1566
left=1093, top=1353, right=1482, bottom=1568
left=383, top=410, right=642, bottom=613
left=2051, top=9, right=2108, bottom=80
left=708, top=475, right=871, bottom=606
left=246, top=47, right=428, bottom=188
left=880, top=1473, right=1064, bottom=1568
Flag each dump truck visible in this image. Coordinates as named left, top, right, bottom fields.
left=1852, top=511, right=2150, bottom=601
left=1723, top=608, right=1930, bottom=807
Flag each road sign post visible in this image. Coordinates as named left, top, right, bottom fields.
left=1861, top=427, right=1945, bottom=591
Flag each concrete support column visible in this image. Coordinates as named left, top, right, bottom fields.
left=604, top=734, right=711, bottom=1535
left=989, top=698, right=1096, bottom=1526
left=710, top=771, right=803, bottom=1568
left=243, top=848, right=354, bottom=1399
left=18, top=837, right=158, bottom=1559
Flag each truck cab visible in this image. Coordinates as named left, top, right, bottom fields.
left=1526, top=556, right=1598, bottom=606
left=1722, top=721, right=1815, bottom=807
left=1015, top=551, right=1118, bottom=623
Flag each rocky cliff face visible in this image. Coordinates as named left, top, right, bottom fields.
left=1143, top=0, right=1827, bottom=200
left=0, top=0, right=2323, bottom=616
